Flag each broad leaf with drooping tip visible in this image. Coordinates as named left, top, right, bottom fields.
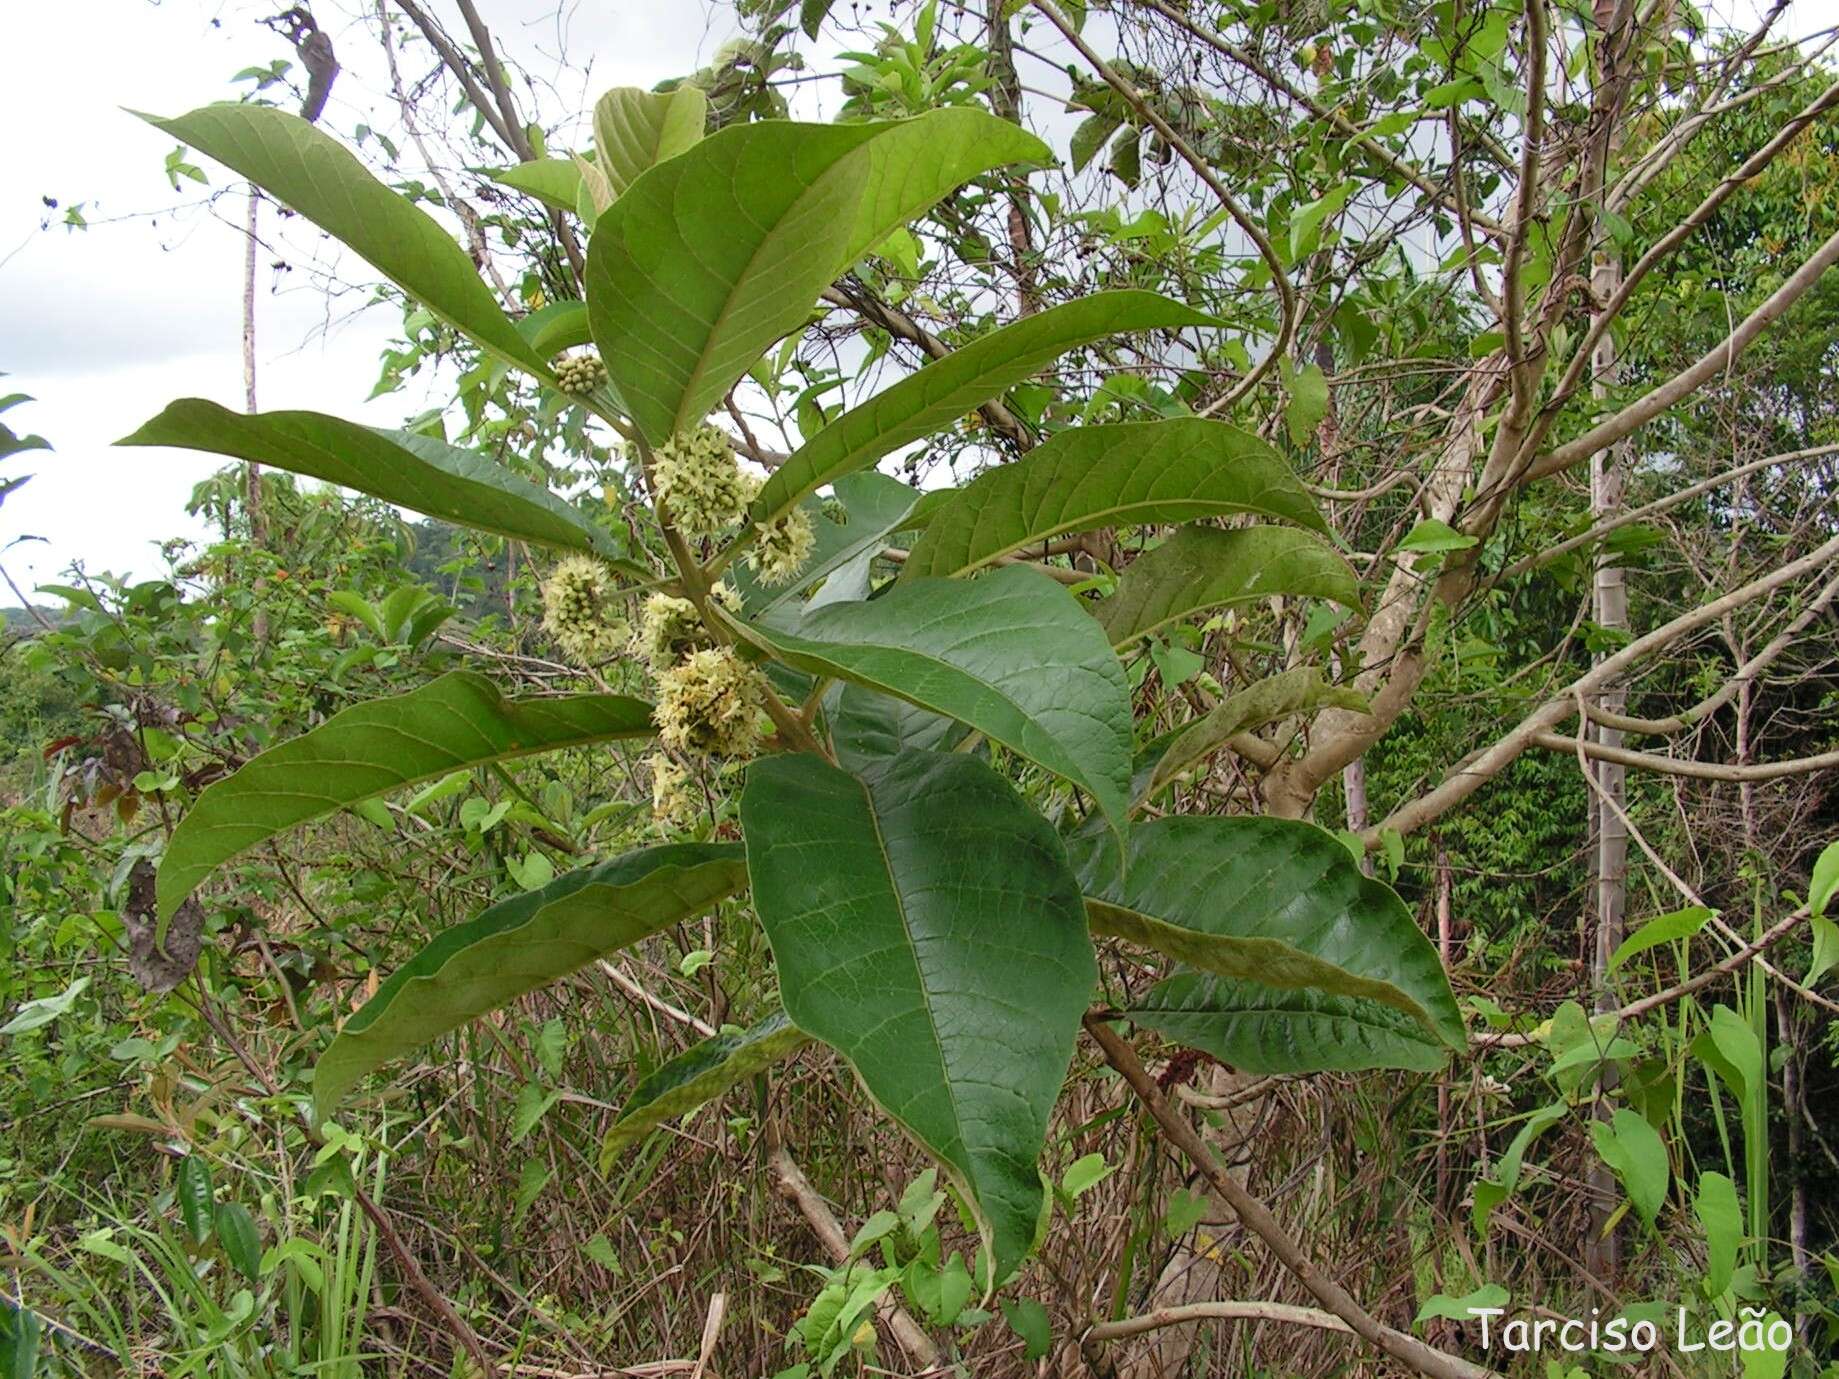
left=594, top=85, right=708, bottom=197
left=600, top=1008, right=809, bottom=1164
left=1125, top=976, right=1451, bottom=1073
left=901, top=417, right=1328, bottom=579
left=1071, top=817, right=1465, bottom=1070
left=490, top=158, right=584, bottom=212
left=157, top=673, right=655, bottom=926
left=742, top=750, right=1096, bottom=1282
left=138, top=104, right=542, bottom=374
left=1097, top=525, right=1359, bottom=649
left=120, top=402, right=643, bottom=573
left=729, top=565, right=1134, bottom=833
left=585, top=110, right=1047, bottom=446
left=316, top=843, right=746, bottom=1120
left=750, top=292, right=1221, bottom=529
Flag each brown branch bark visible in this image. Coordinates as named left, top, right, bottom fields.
left=1529, top=733, right=1839, bottom=780
left=764, top=1144, right=940, bottom=1370
left=1365, top=531, right=1839, bottom=845
left=1031, top=0, right=1296, bottom=411
left=1083, top=1015, right=1500, bottom=1379
left=1529, top=223, right=1839, bottom=480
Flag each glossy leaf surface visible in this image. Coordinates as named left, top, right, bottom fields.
left=317, top=844, right=746, bottom=1119
left=743, top=750, right=1095, bottom=1281
left=159, top=673, right=654, bottom=924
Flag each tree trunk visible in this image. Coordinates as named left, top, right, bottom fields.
left=1584, top=242, right=1628, bottom=1280
left=986, top=0, right=1036, bottom=316
left=1436, top=842, right=1454, bottom=1214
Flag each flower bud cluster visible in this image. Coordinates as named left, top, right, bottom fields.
left=635, top=579, right=765, bottom=826
left=647, top=752, right=696, bottom=827
left=552, top=352, right=607, bottom=395
left=634, top=584, right=738, bottom=674
left=539, top=555, right=627, bottom=666
left=746, top=503, right=817, bottom=587
left=653, top=425, right=750, bottom=538
left=654, top=647, right=768, bottom=758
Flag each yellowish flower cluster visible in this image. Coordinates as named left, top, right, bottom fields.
left=647, top=752, right=697, bottom=826
left=654, top=647, right=768, bottom=758
left=652, top=425, right=749, bottom=538
left=552, top=352, right=607, bottom=395
left=634, top=584, right=738, bottom=673
left=539, top=556, right=626, bottom=666
left=746, top=503, right=817, bottom=587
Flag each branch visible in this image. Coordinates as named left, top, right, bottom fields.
left=1089, top=1298, right=1355, bottom=1343
left=882, top=545, right=1087, bottom=585
left=765, top=1144, right=941, bottom=1370
left=1529, top=223, right=1839, bottom=480
left=821, top=284, right=1032, bottom=450
left=453, top=0, right=534, bottom=158
left=1587, top=566, right=1839, bottom=735
left=197, top=1001, right=499, bottom=1377
left=1366, top=531, right=1839, bottom=844
left=377, top=0, right=518, bottom=310
left=1607, top=2, right=1800, bottom=213
left=390, top=0, right=585, bottom=282
left=1529, top=733, right=1839, bottom=780
left=1031, top=0, right=1296, bottom=412
left=1492, top=441, right=1839, bottom=584
left=1134, top=0, right=1504, bottom=238
left=1083, top=1014, right=1500, bottom=1379
left=1545, top=77, right=1839, bottom=426
left=1478, top=905, right=1811, bottom=1048
left=391, top=0, right=518, bottom=150
left=1501, top=0, right=1549, bottom=410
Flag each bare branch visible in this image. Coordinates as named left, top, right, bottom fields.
left=1493, top=442, right=1839, bottom=585
left=1530, top=732, right=1839, bottom=780
left=1083, top=1014, right=1500, bottom=1379
left=1030, top=0, right=1297, bottom=412
left=1366, top=532, right=1839, bottom=843
left=1089, top=1298, right=1355, bottom=1342
left=1529, top=224, right=1839, bottom=481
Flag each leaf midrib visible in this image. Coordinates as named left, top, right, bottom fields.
left=854, top=769, right=972, bottom=1165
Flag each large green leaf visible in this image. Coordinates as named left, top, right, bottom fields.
left=829, top=684, right=972, bottom=772
left=600, top=1008, right=809, bottom=1162
left=1073, top=817, right=1464, bottom=1054
left=1590, top=1108, right=1670, bottom=1229
left=120, top=402, right=638, bottom=568
left=901, top=418, right=1328, bottom=579
left=1097, top=526, right=1359, bottom=649
left=731, top=471, right=921, bottom=617
left=594, top=86, right=708, bottom=197
left=585, top=111, right=1047, bottom=446
left=139, top=105, right=540, bottom=373
left=158, top=673, right=654, bottom=925
left=750, top=292, right=1220, bottom=528
left=1126, top=977, right=1450, bottom=1074
left=742, top=751, right=1096, bottom=1280
left=315, top=844, right=746, bottom=1119
left=1144, top=666, right=1367, bottom=801
left=490, top=158, right=583, bottom=213
left=730, top=565, right=1133, bottom=831
left=518, top=301, right=593, bottom=357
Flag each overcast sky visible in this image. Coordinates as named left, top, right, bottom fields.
left=0, top=0, right=751, bottom=606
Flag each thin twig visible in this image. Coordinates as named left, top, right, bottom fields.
left=1083, top=1014, right=1499, bottom=1379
